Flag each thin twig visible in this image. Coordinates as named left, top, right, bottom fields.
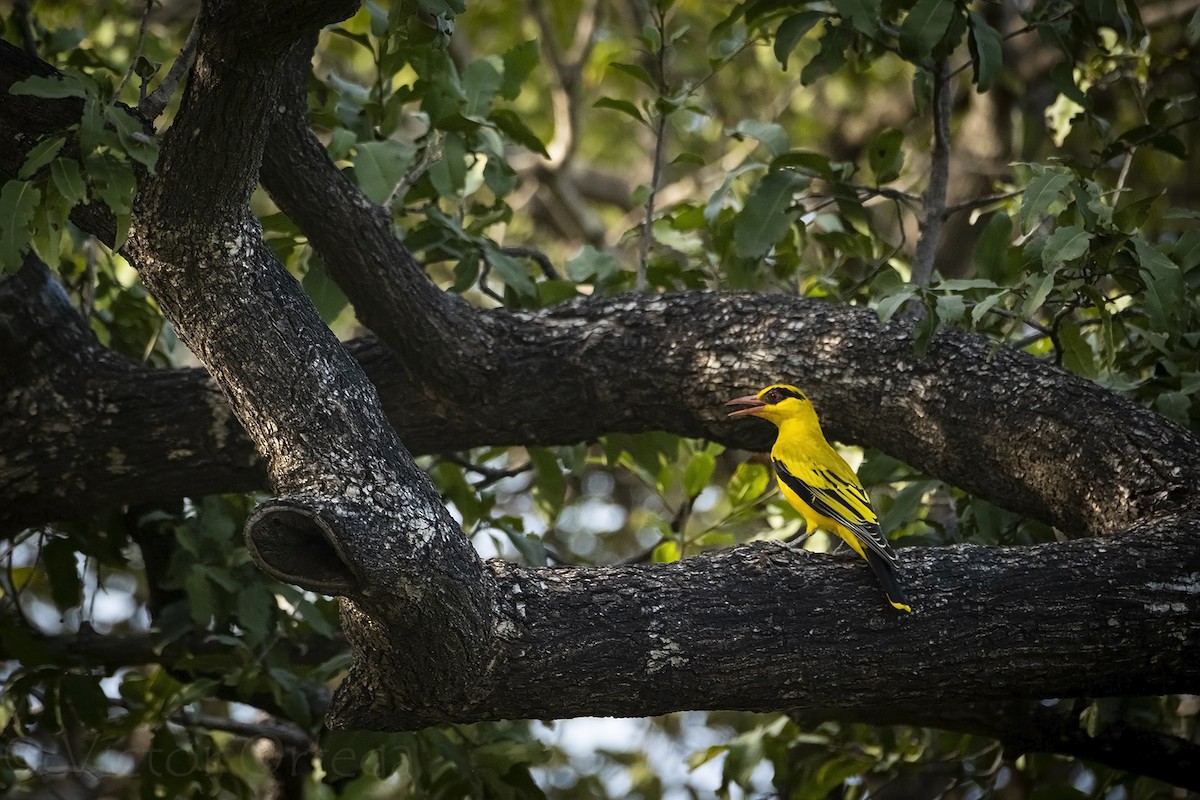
left=141, top=21, right=200, bottom=119
left=942, top=190, right=1022, bottom=218
left=911, top=59, right=952, bottom=288
left=180, top=711, right=312, bottom=750
left=12, top=0, right=38, bottom=55
left=111, top=0, right=155, bottom=107
left=638, top=9, right=670, bottom=292
left=499, top=246, right=561, bottom=280
left=475, top=253, right=506, bottom=303
left=387, top=134, right=442, bottom=213
left=948, top=6, right=1077, bottom=81
left=439, top=454, right=533, bottom=489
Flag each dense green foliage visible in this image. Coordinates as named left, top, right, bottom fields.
left=2, top=0, right=1198, bottom=797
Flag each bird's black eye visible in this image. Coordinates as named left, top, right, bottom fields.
left=765, top=389, right=782, bottom=404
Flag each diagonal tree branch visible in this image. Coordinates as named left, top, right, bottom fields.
left=117, top=0, right=498, bottom=714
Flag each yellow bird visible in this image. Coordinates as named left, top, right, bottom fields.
left=727, top=384, right=912, bottom=613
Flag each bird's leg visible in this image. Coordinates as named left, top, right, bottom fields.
left=781, top=526, right=811, bottom=552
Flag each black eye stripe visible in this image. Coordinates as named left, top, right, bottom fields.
left=763, top=386, right=805, bottom=403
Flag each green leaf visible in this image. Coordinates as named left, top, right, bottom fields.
left=975, top=212, right=1015, bottom=283
left=899, top=0, right=956, bottom=61
left=935, top=293, right=966, bottom=324
left=735, top=120, right=789, bottom=158
left=490, top=109, right=549, bottom=157
left=353, top=139, right=418, bottom=204
left=1057, top=322, right=1096, bottom=378
left=463, top=56, right=504, bottom=118
left=970, top=292, right=1003, bottom=324
left=1135, top=237, right=1185, bottom=336
left=878, top=480, right=934, bottom=535
left=134, top=55, right=160, bottom=80
left=774, top=11, right=825, bottom=68
left=652, top=540, right=680, bottom=563
left=185, top=570, right=215, bottom=626
left=19, top=135, right=66, bottom=179
left=831, top=0, right=880, bottom=37
left=609, top=61, right=657, bottom=90
left=42, top=537, right=81, bottom=611
left=1019, top=269, right=1057, bottom=320
left=50, top=158, right=87, bottom=207
left=967, top=11, right=1003, bottom=92
left=671, top=152, right=706, bottom=166
left=78, top=96, right=104, bottom=156
left=105, top=106, right=159, bottom=172
left=771, top=150, right=832, bottom=178
left=1173, top=229, right=1200, bottom=273
left=429, top=131, right=467, bottom=196
left=801, top=21, right=850, bottom=85
left=486, top=248, right=537, bottom=298
left=235, top=586, right=275, bottom=647
left=60, top=673, right=109, bottom=728
left=0, top=180, right=41, bottom=271
left=303, top=253, right=350, bottom=324
left=84, top=154, right=136, bottom=247
left=452, top=253, right=480, bottom=293
left=593, top=96, right=646, bottom=125
left=936, top=278, right=1000, bottom=291
left=875, top=286, right=917, bottom=324
left=684, top=451, right=716, bottom=497
left=566, top=244, right=621, bottom=284
left=728, top=462, right=770, bottom=505
left=1019, top=170, right=1073, bottom=232
left=8, top=73, right=89, bottom=99
left=504, top=529, right=547, bottom=566
left=1041, top=225, right=1092, bottom=266
left=1155, top=392, right=1191, bottom=427
left=867, top=127, right=904, bottom=184
left=529, top=448, right=566, bottom=517
left=733, top=169, right=805, bottom=259
left=500, top=40, right=540, bottom=99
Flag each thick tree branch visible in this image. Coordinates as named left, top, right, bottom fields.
left=5, top=272, right=1200, bottom=539
left=326, top=520, right=1200, bottom=730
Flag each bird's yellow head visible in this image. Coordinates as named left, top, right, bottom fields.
left=726, top=384, right=817, bottom=427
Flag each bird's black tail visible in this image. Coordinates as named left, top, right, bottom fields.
left=865, top=550, right=911, bottom=613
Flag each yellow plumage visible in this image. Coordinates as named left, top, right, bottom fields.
left=728, top=384, right=912, bottom=613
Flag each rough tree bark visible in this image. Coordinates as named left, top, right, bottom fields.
left=1, top=5, right=1200, bottom=787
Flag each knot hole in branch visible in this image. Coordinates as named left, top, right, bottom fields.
left=244, top=500, right=359, bottom=595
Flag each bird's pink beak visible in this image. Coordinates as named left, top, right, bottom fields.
left=726, top=394, right=766, bottom=418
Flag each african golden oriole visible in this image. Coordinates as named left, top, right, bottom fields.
left=727, top=383, right=912, bottom=613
